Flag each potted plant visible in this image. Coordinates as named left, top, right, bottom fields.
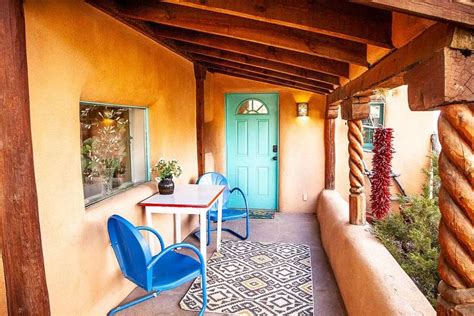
left=154, top=159, right=182, bottom=195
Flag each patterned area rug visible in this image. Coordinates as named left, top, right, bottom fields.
left=180, top=240, right=313, bottom=315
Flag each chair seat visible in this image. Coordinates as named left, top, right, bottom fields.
left=152, top=251, right=201, bottom=291
left=209, top=209, right=247, bottom=222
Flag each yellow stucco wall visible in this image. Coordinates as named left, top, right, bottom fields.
left=24, top=1, right=198, bottom=314
left=335, top=86, right=438, bottom=201
left=204, top=73, right=326, bottom=213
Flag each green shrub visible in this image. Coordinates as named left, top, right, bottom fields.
left=372, top=153, right=440, bottom=306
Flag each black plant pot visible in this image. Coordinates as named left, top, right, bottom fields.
left=158, top=176, right=175, bottom=195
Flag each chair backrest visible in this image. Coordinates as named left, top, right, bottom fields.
left=197, top=172, right=230, bottom=208
left=107, top=215, right=152, bottom=290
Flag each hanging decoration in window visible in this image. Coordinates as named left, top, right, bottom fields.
left=236, top=99, right=269, bottom=115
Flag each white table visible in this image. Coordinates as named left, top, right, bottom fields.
left=139, top=184, right=225, bottom=269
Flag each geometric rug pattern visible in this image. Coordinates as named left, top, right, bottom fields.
left=180, top=240, right=313, bottom=315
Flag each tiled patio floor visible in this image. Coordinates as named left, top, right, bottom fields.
left=117, top=213, right=346, bottom=315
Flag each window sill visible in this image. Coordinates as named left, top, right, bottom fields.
left=84, top=181, right=153, bottom=209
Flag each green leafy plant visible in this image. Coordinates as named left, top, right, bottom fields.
left=372, top=153, right=440, bottom=306
left=80, top=106, right=128, bottom=180
left=154, top=159, right=182, bottom=179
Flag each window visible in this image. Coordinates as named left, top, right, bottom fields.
left=236, top=99, right=268, bottom=115
left=362, top=102, right=385, bottom=151
left=80, top=102, right=150, bottom=206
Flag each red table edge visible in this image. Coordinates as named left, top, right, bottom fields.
left=138, top=186, right=226, bottom=208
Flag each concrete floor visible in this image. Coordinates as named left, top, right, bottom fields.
left=117, top=213, right=346, bottom=315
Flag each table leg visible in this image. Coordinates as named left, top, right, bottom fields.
left=216, top=194, right=223, bottom=252
left=145, top=208, right=154, bottom=253
left=175, top=213, right=181, bottom=243
left=200, top=211, right=207, bottom=272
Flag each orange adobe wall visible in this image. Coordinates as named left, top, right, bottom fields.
left=204, top=73, right=326, bottom=213
left=23, top=1, right=198, bottom=314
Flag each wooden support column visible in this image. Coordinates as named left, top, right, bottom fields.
left=405, top=29, right=473, bottom=314
left=341, top=96, right=370, bottom=225
left=0, top=0, right=50, bottom=314
left=436, top=103, right=474, bottom=315
left=194, top=64, right=207, bottom=176
left=324, top=105, right=339, bottom=190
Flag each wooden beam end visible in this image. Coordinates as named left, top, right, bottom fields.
left=341, top=98, right=370, bottom=120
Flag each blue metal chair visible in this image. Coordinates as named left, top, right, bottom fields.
left=107, top=215, right=207, bottom=315
left=193, top=172, right=250, bottom=246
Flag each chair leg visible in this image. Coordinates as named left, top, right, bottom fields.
left=218, top=212, right=250, bottom=240
left=108, top=291, right=159, bottom=316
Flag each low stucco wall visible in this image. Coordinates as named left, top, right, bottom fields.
left=316, top=190, right=435, bottom=315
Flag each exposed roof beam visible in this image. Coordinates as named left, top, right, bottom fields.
left=192, top=54, right=334, bottom=91
left=148, top=24, right=349, bottom=78
left=158, top=0, right=393, bottom=47
left=327, top=23, right=456, bottom=105
left=352, top=0, right=474, bottom=28
left=173, top=41, right=340, bottom=86
left=117, top=2, right=368, bottom=66
left=207, top=67, right=328, bottom=95
left=86, top=0, right=192, bottom=61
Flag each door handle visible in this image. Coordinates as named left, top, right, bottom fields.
left=272, top=156, right=278, bottom=161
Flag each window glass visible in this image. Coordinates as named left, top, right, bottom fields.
left=80, top=102, right=149, bottom=206
left=362, top=102, right=385, bottom=151
left=236, top=99, right=268, bottom=115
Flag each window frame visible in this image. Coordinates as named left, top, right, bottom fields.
left=235, top=98, right=269, bottom=115
left=362, top=102, right=385, bottom=152
left=80, top=101, right=151, bottom=207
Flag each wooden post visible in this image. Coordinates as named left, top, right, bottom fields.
left=404, top=30, right=473, bottom=314
left=341, top=97, right=370, bottom=225
left=194, top=64, right=207, bottom=176
left=436, top=103, right=473, bottom=315
left=0, top=0, right=51, bottom=314
left=324, top=105, right=338, bottom=190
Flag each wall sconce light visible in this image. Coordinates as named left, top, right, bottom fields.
left=297, top=103, right=308, bottom=117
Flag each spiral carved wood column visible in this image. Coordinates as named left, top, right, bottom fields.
left=341, top=96, right=369, bottom=225
left=436, top=103, right=474, bottom=315
left=347, top=119, right=366, bottom=224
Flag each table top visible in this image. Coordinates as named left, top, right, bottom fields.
left=139, top=184, right=226, bottom=208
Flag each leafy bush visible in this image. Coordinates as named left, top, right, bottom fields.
left=372, top=153, right=440, bottom=306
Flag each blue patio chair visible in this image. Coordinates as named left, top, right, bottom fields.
left=107, top=215, right=207, bottom=316
left=193, top=172, right=250, bottom=246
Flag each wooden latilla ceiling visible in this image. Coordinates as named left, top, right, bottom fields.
left=88, top=0, right=397, bottom=95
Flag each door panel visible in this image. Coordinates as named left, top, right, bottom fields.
left=226, top=93, right=278, bottom=210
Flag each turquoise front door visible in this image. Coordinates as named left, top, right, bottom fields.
left=226, top=93, right=278, bottom=210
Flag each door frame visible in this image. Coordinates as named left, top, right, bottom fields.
left=224, top=92, right=280, bottom=211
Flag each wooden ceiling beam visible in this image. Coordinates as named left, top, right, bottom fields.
left=327, top=23, right=457, bottom=105
left=205, top=64, right=331, bottom=93
left=117, top=2, right=368, bottom=66
left=157, top=0, right=393, bottom=47
left=352, top=0, right=474, bottom=28
left=148, top=24, right=350, bottom=78
left=191, top=54, right=335, bottom=91
left=173, top=41, right=341, bottom=86
left=86, top=0, right=192, bottom=61
left=207, top=67, right=329, bottom=95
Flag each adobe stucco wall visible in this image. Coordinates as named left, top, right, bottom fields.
left=317, top=190, right=435, bottom=315
left=204, top=73, right=325, bottom=213
left=24, top=1, right=198, bottom=314
left=335, top=85, right=438, bottom=201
